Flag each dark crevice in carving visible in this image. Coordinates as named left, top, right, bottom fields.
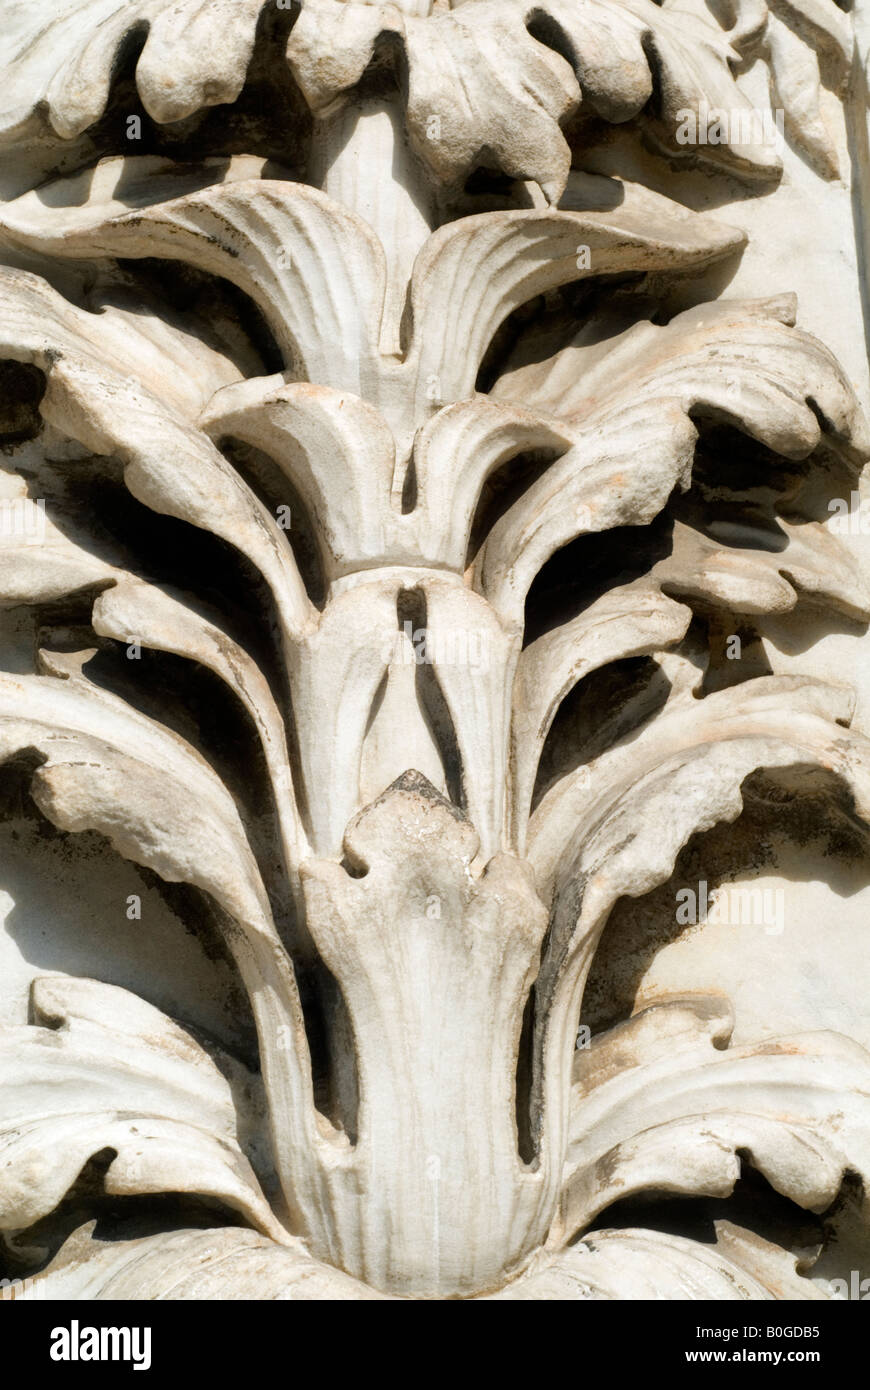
left=514, top=986, right=537, bottom=1165
left=465, top=447, right=563, bottom=571
left=585, top=1166, right=826, bottom=1258
left=305, top=958, right=360, bottom=1144
left=524, top=518, right=675, bottom=647
left=122, top=258, right=285, bottom=378
left=533, top=656, right=671, bottom=815
left=397, top=587, right=464, bottom=809
left=0, top=361, right=46, bottom=446
left=218, top=435, right=326, bottom=608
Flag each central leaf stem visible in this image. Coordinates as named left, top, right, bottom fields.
left=310, top=97, right=437, bottom=357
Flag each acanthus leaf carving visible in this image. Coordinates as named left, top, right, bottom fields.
left=559, top=996, right=870, bottom=1244
left=0, top=0, right=868, bottom=1306
left=0, top=975, right=288, bottom=1244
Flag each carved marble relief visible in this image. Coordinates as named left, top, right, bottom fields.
left=0, top=0, right=869, bottom=1301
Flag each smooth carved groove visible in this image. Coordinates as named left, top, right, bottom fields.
left=0, top=0, right=868, bottom=1304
